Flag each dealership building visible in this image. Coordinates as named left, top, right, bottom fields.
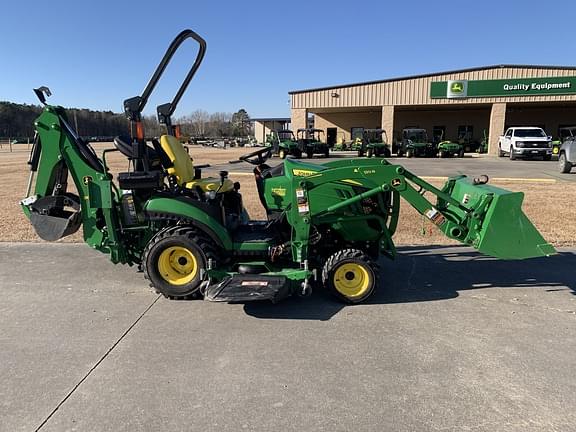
left=289, top=65, right=576, bottom=154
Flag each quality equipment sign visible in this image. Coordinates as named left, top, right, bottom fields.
left=431, top=76, right=576, bottom=99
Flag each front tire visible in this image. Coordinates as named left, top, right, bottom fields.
left=142, top=227, right=218, bottom=299
left=509, top=146, right=516, bottom=160
left=279, top=149, right=286, bottom=159
left=322, top=249, right=378, bottom=304
left=406, top=148, right=414, bottom=158
left=559, top=153, right=573, bottom=173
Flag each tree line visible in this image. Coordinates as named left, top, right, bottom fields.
left=0, top=102, right=251, bottom=140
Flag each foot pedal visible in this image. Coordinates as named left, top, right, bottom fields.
left=205, top=274, right=290, bottom=303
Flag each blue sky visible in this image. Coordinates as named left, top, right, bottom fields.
left=1, top=0, right=574, bottom=118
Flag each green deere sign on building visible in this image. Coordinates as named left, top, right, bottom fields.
left=431, top=76, right=576, bottom=98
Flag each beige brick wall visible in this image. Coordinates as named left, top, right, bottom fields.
left=381, top=106, right=394, bottom=143
left=291, top=108, right=308, bottom=134
left=488, top=103, right=506, bottom=155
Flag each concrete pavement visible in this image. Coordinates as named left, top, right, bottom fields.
left=0, top=243, right=575, bottom=431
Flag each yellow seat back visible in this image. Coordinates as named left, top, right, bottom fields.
left=159, top=135, right=234, bottom=193
left=160, top=135, right=195, bottom=185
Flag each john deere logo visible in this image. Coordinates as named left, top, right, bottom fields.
left=447, top=80, right=468, bottom=98
left=451, top=82, right=464, bottom=93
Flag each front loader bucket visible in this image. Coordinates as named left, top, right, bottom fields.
left=448, top=179, right=555, bottom=260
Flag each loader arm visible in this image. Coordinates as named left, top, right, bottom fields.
left=297, top=159, right=555, bottom=260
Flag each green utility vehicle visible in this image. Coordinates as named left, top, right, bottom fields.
left=397, top=128, right=435, bottom=157
left=436, top=131, right=464, bottom=158
left=297, top=128, right=330, bottom=158
left=21, top=30, right=555, bottom=305
left=437, top=140, right=464, bottom=158
left=268, top=130, right=301, bottom=159
left=357, top=129, right=392, bottom=158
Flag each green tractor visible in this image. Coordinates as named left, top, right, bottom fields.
left=397, top=128, right=435, bottom=157
left=297, top=128, right=330, bottom=158
left=268, top=129, right=301, bottom=159
left=21, top=29, right=555, bottom=305
left=357, top=129, right=392, bottom=158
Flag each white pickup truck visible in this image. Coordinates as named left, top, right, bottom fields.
left=498, top=127, right=552, bottom=160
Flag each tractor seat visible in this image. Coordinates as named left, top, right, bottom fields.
left=113, top=135, right=163, bottom=170
left=160, top=135, right=234, bottom=193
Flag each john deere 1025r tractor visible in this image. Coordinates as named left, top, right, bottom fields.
left=21, top=30, right=555, bottom=304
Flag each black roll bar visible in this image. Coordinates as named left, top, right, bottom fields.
left=123, top=29, right=207, bottom=132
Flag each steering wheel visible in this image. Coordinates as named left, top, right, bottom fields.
left=237, top=147, right=273, bottom=165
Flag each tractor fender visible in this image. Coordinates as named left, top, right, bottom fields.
left=144, top=197, right=233, bottom=250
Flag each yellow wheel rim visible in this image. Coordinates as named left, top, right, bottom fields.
left=157, top=246, right=198, bottom=286
left=553, top=147, right=559, bottom=154
left=333, top=262, right=371, bottom=299
left=279, top=150, right=285, bottom=158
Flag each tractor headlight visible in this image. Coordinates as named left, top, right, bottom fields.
left=206, top=190, right=217, bottom=200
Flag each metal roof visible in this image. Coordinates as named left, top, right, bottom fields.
left=288, top=64, right=576, bottom=95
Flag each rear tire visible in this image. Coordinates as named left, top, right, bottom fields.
left=559, top=153, right=572, bottom=173
left=324, top=147, right=330, bottom=158
left=307, top=151, right=314, bottom=159
left=458, top=149, right=465, bottom=158
left=322, top=249, right=378, bottom=304
left=293, top=149, right=302, bottom=159
left=367, top=148, right=373, bottom=158
left=142, top=226, right=218, bottom=299
left=498, top=145, right=504, bottom=157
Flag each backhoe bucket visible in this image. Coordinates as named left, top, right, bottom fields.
left=23, top=194, right=82, bottom=242
left=448, top=179, right=556, bottom=260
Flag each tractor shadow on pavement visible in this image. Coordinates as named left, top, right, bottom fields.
left=243, top=245, right=575, bottom=321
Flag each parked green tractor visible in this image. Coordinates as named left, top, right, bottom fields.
left=397, top=128, right=435, bottom=157
left=21, top=29, right=555, bottom=305
left=357, top=129, right=392, bottom=158
left=297, top=128, right=330, bottom=158
left=268, top=130, right=301, bottom=159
